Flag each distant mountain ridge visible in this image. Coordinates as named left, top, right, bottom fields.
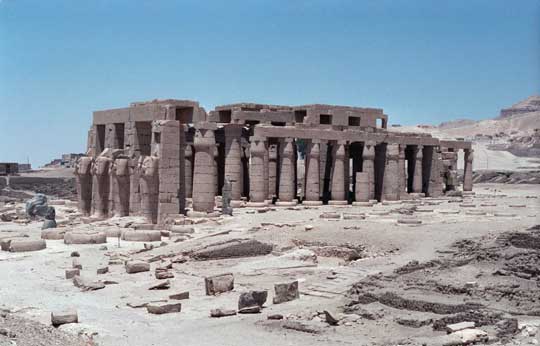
left=498, top=95, right=540, bottom=119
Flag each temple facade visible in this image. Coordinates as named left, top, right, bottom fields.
left=76, top=99, right=473, bottom=224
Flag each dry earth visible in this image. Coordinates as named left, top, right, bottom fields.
left=0, top=183, right=539, bottom=346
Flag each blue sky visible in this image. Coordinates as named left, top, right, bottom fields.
left=0, top=0, right=539, bottom=167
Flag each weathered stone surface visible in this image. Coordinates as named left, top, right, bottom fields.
left=65, top=268, right=80, bottom=279
left=51, top=310, right=78, bottom=327
left=273, top=281, right=299, bottom=304
left=121, top=230, right=161, bottom=242
left=149, top=280, right=170, bottom=290
left=41, top=229, right=65, bottom=240
left=146, top=302, right=181, bottom=314
left=8, top=239, right=46, bottom=252
left=267, top=314, right=284, bottom=320
left=210, top=308, right=236, bottom=317
left=72, top=276, right=105, bottom=291
left=323, top=310, right=339, bottom=325
left=155, top=268, right=174, bottom=280
left=446, top=321, right=475, bottom=333
left=72, top=258, right=82, bottom=269
left=97, top=266, right=109, bottom=274
left=205, top=273, right=234, bottom=295
left=191, top=239, right=273, bottom=261
left=169, top=291, right=189, bottom=300
left=238, top=290, right=268, bottom=311
left=64, top=231, right=106, bottom=245
left=125, top=260, right=150, bottom=274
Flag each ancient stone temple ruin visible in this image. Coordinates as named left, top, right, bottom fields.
left=76, top=99, right=473, bottom=224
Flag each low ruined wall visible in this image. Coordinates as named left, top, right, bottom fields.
left=0, top=177, right=6, bottom=189
left=7, top=177, right=77, bottom=200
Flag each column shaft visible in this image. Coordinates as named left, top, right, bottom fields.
left=362, top=143, right=375, bottom=200
left=192, top=126, right=217, bottom=213
left=463, top=149, right=474, bottom=191
left=330, top=141, right=347, bottom=202
left=412, top=145, right=423, bottom=193
left=278, top=138, right=295, bottom=202
left=305, top=140, right=320, bottom=201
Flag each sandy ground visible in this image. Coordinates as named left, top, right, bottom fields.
left=0, top=184, right=539, bottom=346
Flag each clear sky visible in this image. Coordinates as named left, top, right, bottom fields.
left=1, top=0, right=539, bottom=167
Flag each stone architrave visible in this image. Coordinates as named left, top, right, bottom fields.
left=74, top=156, right=93, bottom=216
left=463, top=149, right=474, bottom=191
left=91, top=156, right=112, bottom=219
left=361, top=142, right=375, bottom=201
left=278, top=138, right=295, bottom=202
left=382, top=144, right=399, bottom=201
left=304, top=140, right=321, bottom=203
left=330, top=141, right=347, bottom=202
left=192, top=124, right=217, bottom=213
left=412, top=145, right=423, bottom=193
left=110, top=157, right=130, bottom=217
left=249, top=137, right=267, bottom=203
left=139, top=155, right=160, bottom=223
left=224, top=125, right=244, bottom=201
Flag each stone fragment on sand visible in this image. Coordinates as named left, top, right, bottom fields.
left=397, top=218, right=422, bottom=225
left=443, top=328, right=488, bottom=345
left=121, top=230, right=161, bottom=242
left=7, top=239, right=46, bottom=252
left=70, top=251, right=80, bottom=257
left=125, top=260, right=150, bottom=274
left=155, top=268, right=174, bottom=279
left=238, top=306, right=261, bottom=313
left=169, top=226, right=195, bottom=234
left=146, top=302, right=181, bottom=315
left=205, top=273, right=234, bottom=295
left=41, top=229, right=65, bottom=240
left=319, top=212, right=340, bottom=219
left=51, top=310, right=78, bottom=327
left=149, top=280, right=170, bottom=290
left=97, top=266, right=109, bottom=274
left=72, top=276, right=105, bottom=291
left=169, top=291, right=189, bottom=300
left=446, top=321, right=475, bottom=333
left=65, top=268, right=80, bottom=279
left=238, top=290, right=268, bottom=311
left=267, top=314, right=283, bottom=320
left=273, top=281, right=299, bottom=304
left=64, top=231, right=106, bottom=245
left=282, top=321, right=320, bottom=334
left=192, top=239, right=273, bottom=261
left=323, top=310, right=339, bottom=325
left=304, top=224, right=314, bottom=231
left=210, top=308, right=236, bottom=317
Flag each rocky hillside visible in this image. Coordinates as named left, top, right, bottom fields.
left=498, top=95, right=540, bottom=119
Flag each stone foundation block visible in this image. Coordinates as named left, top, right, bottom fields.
left=8, top=239, right=46, bottom=252
left=64, top=231, right=106, bottom=245
left=51, top=310, right=78, bottom=327
left=273, top=281, right=299, bottom=304
left=205, top=273, right=234, bottom=295
left=125, top=260, right=150, bottom=274
left=121, top=230, right=161, bottom=242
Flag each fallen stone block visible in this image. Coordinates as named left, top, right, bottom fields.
left=64, top=231, right=106, bottom=245
left=443, top=328, right=488, bottom=345
left=238, top=290, right=268, bottom=311
left=51, top=310, right=78, bottom=327
left=191, top=239, right=273, bottom=261
left=72, top=276, right=105, bottom=291
left=146, top=302, right=181, bottom=315
left=0, top=236, right=28, bottom=251
left=273, top=281, right=299, bottom=304
left=65, top=269, right=80, bottom=279
left=397, top=218, right=422, bottom=225
left=125, top=260, right=150, bottom=274
left=446, top=321, right=475, bottom=333
left=312, top=246, right=362, bottom=261
left=169, top=291, right=189, bottom=300
left=149, top=280, right=170, bottom=290
left=205, top=273, right=234, bottom=295
left=210, top=308, right=236, bottom=317
left=324, top=310, right=339, bottom=325
left=41, top=229, right=65, bottom=240
left=169, top=226, right=195, bottom=234
left=267, top=314, right=283, bottom=320
left=121, top=230, right=161, bottom=242
left=282, top=320, right=321, bottom=334
left=97, top=266, right=109, bottom=274
left=155, top=268, right=174, bottom=280
left=239, top=306, right=261, bottom=313
left=8, top=239, right=46, bottom=252
left=342, top=213, right=365, bottom=220
left=70, top=251, right=80, bottom=257
left=319, top=212, right=340, bottom=219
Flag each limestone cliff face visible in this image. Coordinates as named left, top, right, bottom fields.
left=498, top=95, right=540, bottom=119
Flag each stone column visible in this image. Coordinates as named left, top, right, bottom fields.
left=263, top=141, right=269, bottom=202
left=248, top=137, right=267, bottom=205
left=361, top=141, right=375, bottom=201
left=277, top=138, right=296, bottom=204
left=74, top=156, right=93, bottom=216
left=91, top=156, right=112, bottom=219
left=382, top=144, right=400, bottom=201
left=268, top=144, right=278, bottom=200
left=111, top=157, right=130, bottom=217
left=224, top=125, right=244, bottom=202
left=213, top=144, right=220, bottom=198
left=463, top=149, right=474, bottom=191
left=129, top=159, right=141, bottom=215
left=330, top=140, right=347, bottom=204
left=139, top=156, right=159, bottom=223
left=412, top=145, right=423, bottom=194
left=184, top=145, right=193, bottom=198
left=304, top=140, right=322, bottom=205
left=428, top=146, right=443, bottom=197
left=398, top=144, right=408, bottom=198
left=192, top=124, right=217, bottom=213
